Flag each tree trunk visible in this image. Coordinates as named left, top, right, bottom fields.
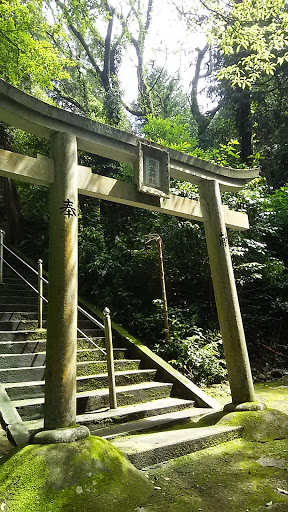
left=0, top=122, right=24, bottom=244
left=0, top=177, right=24, bottom=244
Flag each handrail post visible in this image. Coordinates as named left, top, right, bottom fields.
left=38, top=259, right=43, bottom=329
left=0, top=230, right=4, bottom=284
left=103, top=307, right=117, bottom=409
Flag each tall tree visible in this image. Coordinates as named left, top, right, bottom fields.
left=115, top=0, right=156, bottom=117
left=47, top=0, right=128, bottom=124
left=0, top=0, right=70, bottom=90
left=0, top=0, right=70, bottom=243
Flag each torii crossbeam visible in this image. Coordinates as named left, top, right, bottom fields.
left=0, top=80, right=261, bottom=433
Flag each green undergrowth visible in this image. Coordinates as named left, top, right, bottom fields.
left=0, top=436, right=153, bottom=512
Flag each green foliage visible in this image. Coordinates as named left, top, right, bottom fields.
left=208, top=0, right=288, bottom=87
left=144, top=67, right=196, bottom=126
left=16, top=183, right=50, bottom=265
left=156, top=321, right=227, bottom=385
left=223, top=178, right=288, bottom=359
left=143, top=115, right=199, bottom=153
left=0, top=0, right=71, bottom=89
left=143, top=115, right=260, bottom=169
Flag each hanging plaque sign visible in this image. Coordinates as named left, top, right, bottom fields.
left=136, top=141, right=170, bottom=198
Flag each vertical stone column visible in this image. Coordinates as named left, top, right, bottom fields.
left=199, top=179, right=255, bottom=405
left=44, top=132, right=78, bottom=429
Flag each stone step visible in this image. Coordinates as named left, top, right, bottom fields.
left=77, top=318, right=99, bottom=328
left=0, top=282, right=40, bottom=290
left=0, top=365, right=46, bottom=383
left=13, top=382, right=174, bottom=421
left=0, top=338, right=102, bottom=354
left=76, top=381, right=173, bottom=412
left=112, top=425, right=243, bottom=469
left=76, top=359, right=141, bottom=376
left=0, top=359, right=141, bottom=382
left=77, top=338, right=105, bottom=350
left=76, top=348, right=127, bottom=362
left=0, top=312, right=45, bottom=321
left=0, top=296, right=38, bottom=304
left=78, top=328, right=104, bottom=338
left=0, top=330, right=46, bottom=341
left=0, top=290, right=38, bottom=299
left=0, top=304, right=42, bottom=312
left=78, top=397, right=196, bottom=430
left=93, top=407, right=212, bottom=439
left=25, top=397, right=195, bottom=433
left=0, top=340, right=47, bottom=354
left=0, top=348, right=126, bottom=367
left=77, top=369, right=158, bottom=392
left=4, top=369, right=158, bottom=400
left=0, top=352, right=46, bottom=368
left=0, top=320, right=41, bottom=331
left=0, top=341, right=126, bottom=360
left=0, top=332, right=104, bottom=344
left=1, top=268, right=38, bottom=277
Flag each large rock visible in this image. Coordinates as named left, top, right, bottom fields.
left=0, top=436, right=153, bottom=512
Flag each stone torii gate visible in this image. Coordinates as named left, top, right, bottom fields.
left=0, top=80, right=262, bottom=437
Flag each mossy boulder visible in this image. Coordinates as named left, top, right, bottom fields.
left=195, top=408, right=288, bottom=442
left=0, top=436, right=153, bottom=512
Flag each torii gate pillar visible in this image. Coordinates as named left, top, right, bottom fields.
left=199, top=179, right=257, bottom=407
left=44, top=132, right=78, bottom=429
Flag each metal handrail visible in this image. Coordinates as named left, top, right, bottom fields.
left=0, top=231, right=106, bottom=354
left=2, top=258, right=39, bottom=295
left=77, top=304, right=104, bottom=330
left=3, top=243, right=39, bottom=276
left=0, top=230, right=117, bottom=408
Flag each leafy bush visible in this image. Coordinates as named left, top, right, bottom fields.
left=156, top=325, right=227, bottom=385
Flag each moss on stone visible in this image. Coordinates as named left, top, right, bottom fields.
left=0, top=436, right=153, bottom=512
left=144, top=438, right=288, bottom=512
left=193, top=408, right=288, bottom=442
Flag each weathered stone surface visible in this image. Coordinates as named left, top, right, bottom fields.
left=113, top=425, right=242, bottom=468
left=45, top=132, right=78, bottom=430
left=0, top=79, right=259, bottom=191
left=199, top=180, right=256, bottom=405
left=224, top=401, right=267, bottom=412
left=31, top=425, right=90, bottom=444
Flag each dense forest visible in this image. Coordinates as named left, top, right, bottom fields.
left=1, top=0, right=288, bottom=385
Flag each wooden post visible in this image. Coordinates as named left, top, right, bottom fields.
left=44, top=132, right=78, bottom=429
left=199, top=179, right=256, bottom=405
left=103, top=308, right=117, bottom=410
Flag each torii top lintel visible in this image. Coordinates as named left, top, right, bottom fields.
left=0, top=80, right=259, bottom=192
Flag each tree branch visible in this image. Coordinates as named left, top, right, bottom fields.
left=123, top=102, right=145, bottom=117
left=52, top=85, right=87, bottom=113
left=55, top=0, right=103, bottom=78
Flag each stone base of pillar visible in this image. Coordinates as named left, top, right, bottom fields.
left=31, top=425, right=90, bottom=444
left=224, top=401, right=267, bottom=412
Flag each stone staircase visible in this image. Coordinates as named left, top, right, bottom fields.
left=0, top=249, right=242, bottom=468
